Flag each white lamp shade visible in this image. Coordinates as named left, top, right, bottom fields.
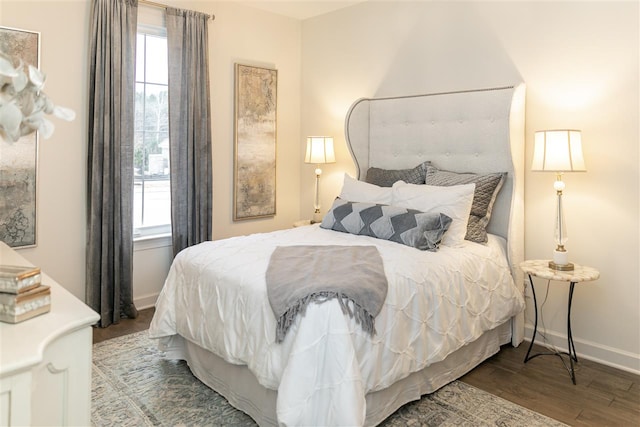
left=305, top=136, right=335, bottom=164
left=532, top=130, right=586, bottom=172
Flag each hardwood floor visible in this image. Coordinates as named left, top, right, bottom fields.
left=94, top=308, right=639, bottom=426
left=461, top=343, right=640, bottom=426
left=92, top=307, right=156, bottom=344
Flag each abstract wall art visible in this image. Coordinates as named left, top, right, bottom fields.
left=0, top=26, right=40, bottom=248
left=233, top=63, right=277, bottom=221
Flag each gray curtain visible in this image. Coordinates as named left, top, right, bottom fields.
left=86, top=0, right=138, bottom=327
left=166, top=8, right=213, bottom=257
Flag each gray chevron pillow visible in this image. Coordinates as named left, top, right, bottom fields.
left=425, top=165, right=506, bottom=243
left=320, top=198, right=452, bottom=251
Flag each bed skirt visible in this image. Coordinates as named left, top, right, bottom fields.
left=159, top=321, right=512, bottom=426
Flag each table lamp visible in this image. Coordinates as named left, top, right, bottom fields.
left=532, top=129, right=586, bottom=271
left=305, top=136, right=335, bottom=223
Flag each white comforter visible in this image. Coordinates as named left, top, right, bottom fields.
left=148, top=224, right=524, bottom=426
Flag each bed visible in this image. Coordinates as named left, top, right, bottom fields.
left=148, top=84, right=527, bottom=426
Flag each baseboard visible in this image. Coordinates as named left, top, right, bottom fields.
left=134, top=292, right=159, bottom=310
left=524, top=324, right=640, bottom=376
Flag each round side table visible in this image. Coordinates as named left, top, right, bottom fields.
left=519, top=260, right=600, bottom=384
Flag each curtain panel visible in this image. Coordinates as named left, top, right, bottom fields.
left=166, top=8, right=213, bottom=257
left=86, top=0, right=138, bottom=327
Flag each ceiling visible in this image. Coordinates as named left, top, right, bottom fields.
left=239, top=0, right=367, bottom=20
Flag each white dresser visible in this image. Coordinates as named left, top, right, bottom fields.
left=0, top=242, right=100, bottom=426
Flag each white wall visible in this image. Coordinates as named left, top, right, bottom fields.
left=1, top=1, right=302, bottom=309
left=206, top=1, right=302, bottom=239
left=1, top=0, right=92, bottom=302
left=301, top=1, right=639, bottom=373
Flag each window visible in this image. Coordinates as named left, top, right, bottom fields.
left=133, top=27, right=170, bottom=238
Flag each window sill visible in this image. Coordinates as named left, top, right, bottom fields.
left=134, top=233, right=172, bottom=251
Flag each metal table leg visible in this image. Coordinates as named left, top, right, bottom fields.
left=566, top=281, right=577, bottom=383
left=523, top=274, right=579, bottom=384
left=524, top=274, right=538, bottom=363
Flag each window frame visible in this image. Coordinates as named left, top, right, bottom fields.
left=133, top=22, right=171, bottom=240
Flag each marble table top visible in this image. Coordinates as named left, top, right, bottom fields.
left=520, top=259, right=600, bottom=283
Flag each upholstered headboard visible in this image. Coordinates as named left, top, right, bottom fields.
left=344, top=85, right=526, bottom=343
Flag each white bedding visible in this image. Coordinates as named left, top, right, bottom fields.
left=148, top=224, right=524, bottom=426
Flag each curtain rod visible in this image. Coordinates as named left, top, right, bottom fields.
left=139, top=0, right=215, bottom=21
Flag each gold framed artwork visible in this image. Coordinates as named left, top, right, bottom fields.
left=0, top=26, right=40, bottom=248
left=233, top=63, right=277, bottom=221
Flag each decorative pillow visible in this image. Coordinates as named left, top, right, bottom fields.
left=320, top=198, right=452, bottom=252
left=339, top=173, right=393, bottom=205
left=391, top=181, right=475, bottom=247
left=425, top=165, right=506, bottom=243
left=365, top=161, right=431, bottom=187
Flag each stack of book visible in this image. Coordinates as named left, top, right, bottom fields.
left=0, top=265, right=50, bottom=324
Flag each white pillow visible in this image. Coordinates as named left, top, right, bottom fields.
left=391, top=181, right=475, bottom=247
left=339, top=173, right=393, bottom=205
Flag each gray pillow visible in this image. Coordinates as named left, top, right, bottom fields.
left=320, top=197, right=452, bottom=251
left=365, top=161, right=430, bottom=187
left=425, top=165, right=506, bottom=243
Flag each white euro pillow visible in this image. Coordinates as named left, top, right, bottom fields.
left=391, top=181, right=475, bottom=247
left=339, top=173, right=393, bottom=205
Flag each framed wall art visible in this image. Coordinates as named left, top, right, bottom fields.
left=233, top=63, right=277, bottom=221
left=0, top=26, right=40, bottom=248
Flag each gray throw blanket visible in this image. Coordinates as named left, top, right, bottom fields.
left=266, top=245, right=388, bottom=343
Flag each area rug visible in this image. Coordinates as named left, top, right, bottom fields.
left=92, top=331, right=566, bottom=426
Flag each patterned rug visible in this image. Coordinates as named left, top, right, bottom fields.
left=92, top=331, right=566, bottom=426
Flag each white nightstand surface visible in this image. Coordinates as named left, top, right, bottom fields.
left=520, top=259, right=600, bottom=282
left=0, top=242, right=99, bottom=375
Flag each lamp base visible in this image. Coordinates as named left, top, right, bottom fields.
left=549, top=260, right=574, bottom=271
left=550, top=248, right=574, bottom=271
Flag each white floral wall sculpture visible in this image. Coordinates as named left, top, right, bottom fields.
left=0, top=45, right=76, bottom=248
left=0, top=51, right=75, bottom=142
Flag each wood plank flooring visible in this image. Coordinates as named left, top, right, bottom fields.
left=92, top=307, right=156, bottom=344
left=461, top=342, right=639, bottom=426
left=94, top=308, right=639, bottom=426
